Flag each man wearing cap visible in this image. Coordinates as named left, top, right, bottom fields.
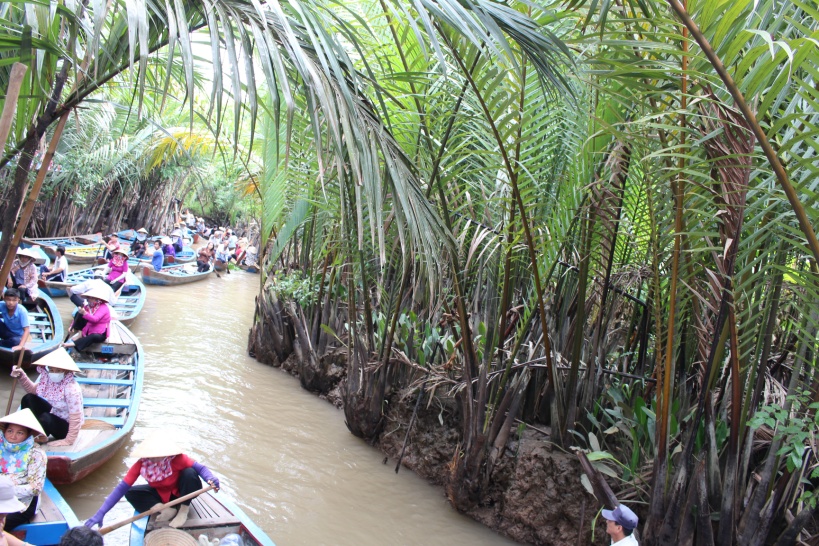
left=603, top=504, right=639, bottom=545
left=0, top=289, right=30, bottom=352
left=6, top=249, right=40, bottom=302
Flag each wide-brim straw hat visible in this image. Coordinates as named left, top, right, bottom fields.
left=83, top=286, right=111, bottom=302
left=17, top=248, right=44, bottom=265
left=33, top=347, right=81, bottom=373
left=247, top=246, right=257, bottom=254
left=0, top=477, right=27, bottom=514
left=0, top=409, right=47, bottom=442
left=112, top=248, right=129, bottom=257
left=131, top=431, right=185, bottom=459
left=137, top=228, right=149, bottom=234
left=161, top=236, right=172, bottom=245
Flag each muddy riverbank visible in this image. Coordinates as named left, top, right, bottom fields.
left=249, top=316, right=608, bottom=546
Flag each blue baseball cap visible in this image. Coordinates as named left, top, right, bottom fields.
left=602, top=504, right=638, bottom=530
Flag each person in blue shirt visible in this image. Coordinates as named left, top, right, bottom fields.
left=150, top=240, right=164, bottom=272
left=0, top=289, right=30, bottom=350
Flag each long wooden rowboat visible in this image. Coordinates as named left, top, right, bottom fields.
left=21, top=233, right=101, bottom=250
left=128, top=246, right=197, bottom=269
left=10, top=479, right=81, bottom=545
left=141, top=262, right=213, bottom=286
left=62, top=243, right=110, bottom=264
left=0, top=293, right=64, bottom=368
left=130, top=491, right=275, bottom=546
left=46, top=321, right=143, bottom=484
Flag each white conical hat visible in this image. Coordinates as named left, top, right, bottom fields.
left=112, top=247, right=129, bottom=257
left=0, top=408, right=47, bottom=442
left=17, top=248, right=45, bottom=265
left=0, top=477, right=27, bottom=513
left=131, top=431, right=185, bottom=459
left=137, top=228, right=149, bottom=234
left=83, top=286, right=111, bottom=302
left=33, top=348, right=81, bottom=372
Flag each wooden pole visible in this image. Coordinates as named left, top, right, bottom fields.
left=0, top=64, right=28, bottom=155
left=5, top=346, right=30, bottom=416
left=99, top=484, right=215, bottom=535
left=0, top=110, right=70, bottom=288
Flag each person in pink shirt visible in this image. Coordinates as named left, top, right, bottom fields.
left=62, top=286, right=111, bottom=351
left=104, top=248, right=129, bottom=291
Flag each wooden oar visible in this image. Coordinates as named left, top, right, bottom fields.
left=5, top=345, right=30, bottom=416
left=99, top=484, right=215, bottom=535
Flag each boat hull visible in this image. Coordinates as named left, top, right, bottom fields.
left=0, top=294, right=64, bottom=368
left=40, top=265, right=105, bottom=297
left=46, top=321, right=143, bottom=484
left=141, top=263, right=213, bottom=286
left=11, top=479, right=79, bottom=545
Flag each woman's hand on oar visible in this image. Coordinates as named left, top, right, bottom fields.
left=5, top=351, right=28, bottom=416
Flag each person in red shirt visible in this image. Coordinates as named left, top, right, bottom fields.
left=84, top=432, right=220, bottom=530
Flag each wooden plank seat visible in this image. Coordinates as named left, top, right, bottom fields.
left=147, top=496, right=240, bottom=531
left=82, top=398, right=130, bottom=408
left=77, top=377, right=134, bottom=386
left=76, top=363, right=136, bottom=371
left=82, top=415, right=125, bottom=426
left=29, top=492, right=64, bottom=524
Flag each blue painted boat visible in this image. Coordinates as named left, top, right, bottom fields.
left=140, top=262, right=213, bottom=286
left=0, top=293, right=64, bottom=368
left=21, top=233, right=102, bottom=251
left=128, top=245, right=197, bottom=268
left=40, top=265, right=105, bottom=298
left=114, top=271, right=146, bottom=327
left=47, top=321, right=143, bottom=484
left=130, top=491, right=275, bottom=545
left=11, top=479, right=80, bottom=545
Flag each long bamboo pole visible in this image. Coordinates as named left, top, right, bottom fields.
left=0, top=111, right=70, bottom=288
left=665, top=0, right=819, bottom=270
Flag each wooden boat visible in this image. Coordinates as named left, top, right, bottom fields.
left=0, top=293, right=64, bottom=368
left=214, top=259, right=227, bottom=272
left=128, top=246, right=197, bottom=269
left=40, top=265, right=105, bottom=297
left=21, top=233, right=101, bottom=252
left=114, top=271, right=146, bottom=327
left=62, top=243, right=108, bottom=264
left=130, top=491, right=275, bottom=546
left=46, top=321, right=143, bottom=484
left=141, top=262, right=213, bottom=286
left=240, top=264, right=260, bottom=274
left=10, top=479, right=81, bottom=545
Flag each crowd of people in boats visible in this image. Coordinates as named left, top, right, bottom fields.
left=0, top=211, right=256, bottom=545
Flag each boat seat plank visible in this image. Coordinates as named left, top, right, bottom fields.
left=76, top=363, right=136, bottom=371
left=77, top=377, right=134, bottom=387
left=83, top=398, right=130, bottom=408
left=82, top=415, right=125, bottom=426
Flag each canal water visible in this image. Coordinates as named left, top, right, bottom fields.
left=1, top=270, right=516, bottom=545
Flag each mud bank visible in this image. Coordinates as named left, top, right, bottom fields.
left=249, top=319, right=608, bottom=546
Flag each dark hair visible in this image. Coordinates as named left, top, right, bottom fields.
left=4, top=288, right=20, bottom=299
left=56, top=245, right=66, bottom=255
left=623, top=527, right=634, bottom=537
left=59, top=526, right=104, bottom=546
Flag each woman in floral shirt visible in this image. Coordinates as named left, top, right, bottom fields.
left=11, top=348, right=84, bottom=448
left=0, top=409, right=46, bottom=530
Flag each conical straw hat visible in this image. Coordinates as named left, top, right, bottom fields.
left=144, top=528, right=198, bottom=546
left=137, top=228, right=149, bottom=234
left=0, top=477, right=27, bottom=514
left=131, top=431, right=185, bottom=459
left=16, top=247, right=45, bottom=265
left=0, top=409, right=47, bottom=442
left=33, top=348, right=81, bottom=373
left=112, top=247, right=129, bottom=257
left=83, top=286, right=111, bottom=302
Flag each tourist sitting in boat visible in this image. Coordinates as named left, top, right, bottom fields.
left=196, top=242, right=214, bottom=273
left=215, top=242, right=230, bottom=266
left=103, top=234, right=121, bottom=261
left=131, top=228, right=150, bottom=259
left=195, top=217, right=206, bottom=234
left=151, top=240, right=164, bottom=272
left=0, top=476, right=33, bottom=546
left=0, top=409, right=47, bottom=530
left=170, top=225, right=185, bottom=253
left=12, top=348, right=84, bottom=448
left=227, top=230, right=238, bottom=253
left=58, top=527, right=103, bottom=546
left=6, top=249, right=40, bottom=303
left=85, top=432, right=221, bottom=530
left=62, top=286, right=111, bottom=352
left=162, top=236, right=176, bottom=261
left=0, top=289, right=29, bottom=351
left=185, top=209, right=196, bottom=228
left=103, top=248, right=129, bottom=292
left=39, top=246, right=67, bottom=282
left=67, top=275, right=116, bottom=335
left=231, top=237, right=247, bottom=264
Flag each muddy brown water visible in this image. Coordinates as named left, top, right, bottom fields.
left=0, top=269, right=516, bottom=545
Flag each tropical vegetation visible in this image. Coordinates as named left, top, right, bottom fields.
left=1, top=0, right=818, bottom=544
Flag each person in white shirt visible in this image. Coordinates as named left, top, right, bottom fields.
left=40, top=246, right=68, bottom=282
left=602, top=504, right=639, bottom=545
